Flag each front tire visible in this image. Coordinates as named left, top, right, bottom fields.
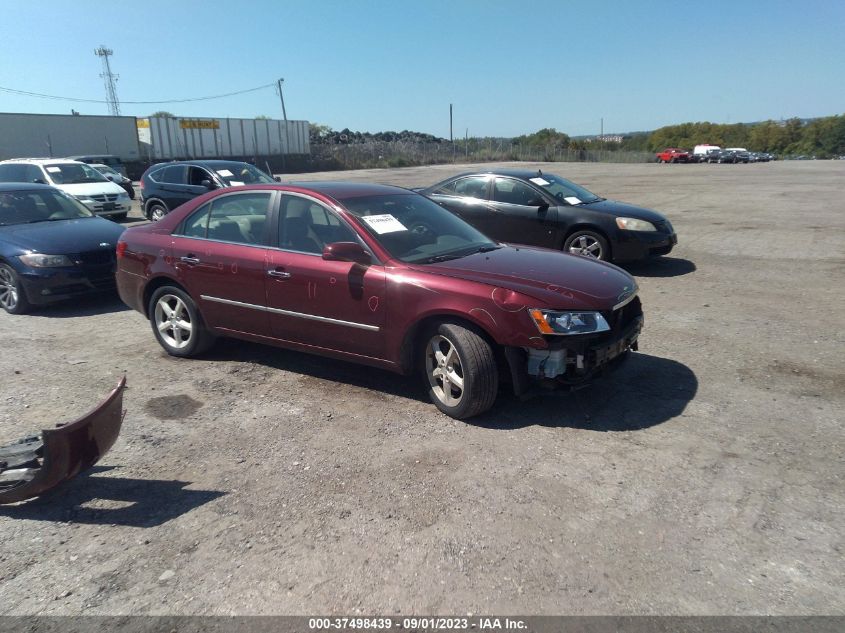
left=564, top=230, right=610, bottom=261
left=422, top=323, right=498, bottom=419
left=0, top=264, right=30, bottom=315
left=147, top=202, right=168, bottom=222
left=149, top=286, right=214, bottom=357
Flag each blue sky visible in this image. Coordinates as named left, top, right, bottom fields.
left=2, top=0, right=843, bottom=137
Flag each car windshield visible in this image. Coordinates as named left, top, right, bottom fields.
left=340, top=193, right=498, bottom=264
left=0, top=189, right=94, bottom=225
left=528, top=173, right=602, bottom=204
left=44, top=163, right=109, bottom=185
left=92, top=164, right=120, bottom=178
left=213, top=164, right=275, bottom=186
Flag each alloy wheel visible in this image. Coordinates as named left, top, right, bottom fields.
left=568, top=235, right=603, bottom=259
left=0, top=267, right=19, bottom=311
left=154, top=293, right=194, bottom=349
left=426, top=334, right=465, bottom=407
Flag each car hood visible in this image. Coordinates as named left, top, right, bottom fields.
left=578, top=199, right=668, bottom=223
left=0, top=217, right=125, bottom=254
left=54, top=181, right=127, bottom=197
left=409, top=245, right=637, bottom=310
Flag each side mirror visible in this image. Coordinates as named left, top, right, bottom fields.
left=200, top=179, right=216, bottom=190
left=274, top=175, right=282, bottom=182
left=322, top=242, right=371, bottom=265
left=528, top=197, right=549, bottom=210
left=106, top=174, right=116, bottom=181
left=32, top=178, right=46, bottom=184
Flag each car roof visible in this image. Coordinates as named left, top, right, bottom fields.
left=0, top=182, right=57, bottom=192
left=285, top=181, right=411, bottom=199
left=447, top=168, right=549, bottom=180
left=0, top=158, right=85, bottom=165
left=150, top=159, right=256, bottom=168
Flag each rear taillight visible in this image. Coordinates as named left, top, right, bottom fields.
left=116, top=241, right=127, bottom=259
left=139, top=179, right=144, bottom=191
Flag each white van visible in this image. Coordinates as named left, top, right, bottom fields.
left=0, top=158, right=131, bottom=219
left=693, top=144, right=721, bottom=157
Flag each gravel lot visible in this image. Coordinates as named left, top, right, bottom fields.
left=0, top=160, right=843, bottom=615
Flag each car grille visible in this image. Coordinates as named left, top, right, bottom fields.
left=74, top=250, right=116, bottom=267
left=602, top=296, right=643, bottom=334
left=653, top=220, right=674, bottom=234
left=90, top=194, right=119, bottom=202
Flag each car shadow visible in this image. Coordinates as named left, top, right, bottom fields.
left=0, top=466, right=224, bottom=527
left=621, top=257, right=696, bottom=278
left=204, top=338, right=429, bottom=403
left=204, top=342, right=695, bottom=430
left=467, top=352, right=697, bottom=431
left=29, top=293, right=129, bottom=318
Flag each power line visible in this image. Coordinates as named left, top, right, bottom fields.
left=0, top=82, right=276, bottom=105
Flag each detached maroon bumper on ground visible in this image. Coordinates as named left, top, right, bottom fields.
left=0, top=377, right=125, bottom=504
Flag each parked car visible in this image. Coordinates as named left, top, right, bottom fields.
left=419, top=169, right=677, bottom=263
left=726, top=148, right=750, bottom=163
left=0, top=183, right=125, bottom=314
left=0, top=158, right=131, bottom=219
left=705, top=149, right=722, bottom=163
left=655, top=148, right=689, bottom=163
left=67, top=154, right=127, bottom=177
left=715, top=150, right=737, bottom=163
left=693, top=144, right=721, bottom=161
left=90, top=163, right=135, bottom=199
left=116, top=182, right=644, bottom=419
left=139, top=160, right=275, bottom=221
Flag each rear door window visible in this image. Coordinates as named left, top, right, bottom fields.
left=437, top=176, right=491, bottom=199
left=160, top=165, right=187, bottom=184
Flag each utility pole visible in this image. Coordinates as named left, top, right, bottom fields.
left=277, top=78, right=290, bottom=170
left=450, top=104, right=454, bottom=160
left=600, top=117, right=603, bottom=139
left=94, top=46, right=121, bottom=116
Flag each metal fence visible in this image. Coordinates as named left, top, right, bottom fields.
left=311, top=140, right=653, bottom=170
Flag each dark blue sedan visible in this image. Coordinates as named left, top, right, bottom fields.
left=0, top=183, right=125, bottom=314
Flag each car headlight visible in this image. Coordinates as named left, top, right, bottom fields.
left=19, top=254, right=74, bottom=268
left=616, top=217, right=657, bottom=231
left=529, top=309, right=611, bottom=335
left=117, top=193, right=130, bottom=202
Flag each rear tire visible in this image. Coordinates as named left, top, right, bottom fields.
left=149, top=286, right=215, bottom=357
left=422, top=322, right=498, bottom=419
left=0, top=264, right=30, bottom=315
left=147, top=202, right=168, bottom=222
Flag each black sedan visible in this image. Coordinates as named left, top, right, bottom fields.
left=420, top=169, right=676, bottom=262
left=0, top=183, right=125, bottom=314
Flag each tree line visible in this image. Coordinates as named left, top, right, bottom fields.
left=308, top=114, right=845, bottom=159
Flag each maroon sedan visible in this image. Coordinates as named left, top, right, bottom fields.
left=116, top=183, right=643, bottom=419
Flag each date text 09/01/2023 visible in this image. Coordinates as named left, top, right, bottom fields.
left=308, top=617, right=528, bottom=630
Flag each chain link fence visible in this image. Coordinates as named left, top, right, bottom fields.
left=309, top=140, right=653, bottom=171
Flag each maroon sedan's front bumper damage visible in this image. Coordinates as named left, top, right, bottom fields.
left=0, top=377, right=126, bottom=504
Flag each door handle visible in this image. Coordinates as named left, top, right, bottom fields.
left=180, top=255, right=200, bottom=264
left=268, top=269, right=291, bottom=279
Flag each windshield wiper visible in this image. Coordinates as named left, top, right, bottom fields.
left=471, top=244, right=501, bottom=254
left=423, top=253, right=467, bottom=263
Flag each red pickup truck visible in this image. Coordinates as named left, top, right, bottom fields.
left=656, top=148, right=690, bottom=163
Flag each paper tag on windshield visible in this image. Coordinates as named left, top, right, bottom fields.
left=564, top=196, right=582, bottom=205
left=229, top=181, right=244, bottom=186
left=362, top=214, right=407, bottom=234
left=529, top=177, right=549, bottom=186
left=216, top=169, right=234, bottom=177
left=46, top=166, right=61, bottom=173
